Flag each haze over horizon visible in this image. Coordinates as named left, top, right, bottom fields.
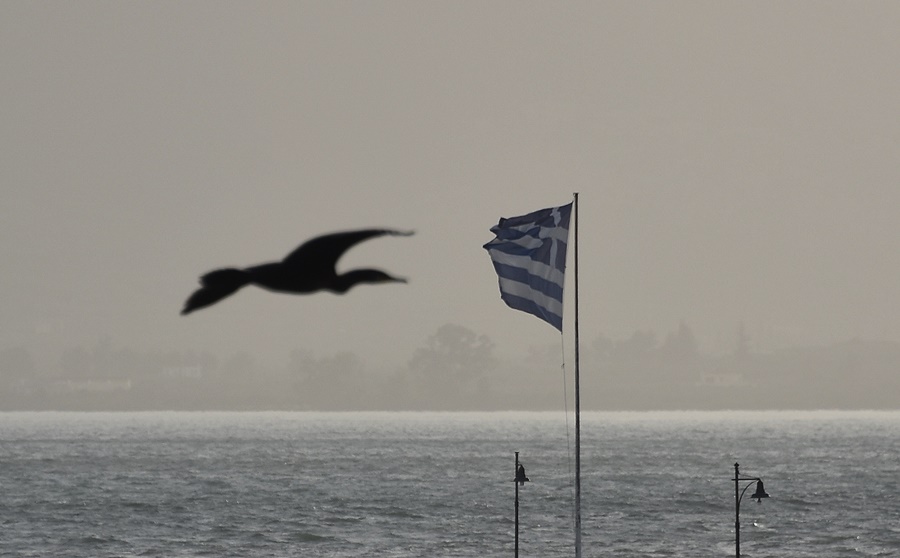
left=3, top=2, right=899, bottom=383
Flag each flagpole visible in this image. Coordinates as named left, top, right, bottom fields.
left=482, top=199, right=579, bottom=556
left=573, top=192, right=581, bottom=558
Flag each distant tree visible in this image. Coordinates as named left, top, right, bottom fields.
left=405, top=323, right=496, bottom=409
left=734, top=321, right=751, bottom=361
left=591, top=335, right=614, bottom=361
left=660, top=321, right=699, bottom=363
left=287, top=349, right=315, bottom=382
left=611, top=330, right=658, bottom=362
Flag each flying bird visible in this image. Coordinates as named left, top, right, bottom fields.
left=181, top=228, right=413, bottom=315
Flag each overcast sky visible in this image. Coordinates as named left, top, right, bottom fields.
left=2, top=2, right=898, bottom=369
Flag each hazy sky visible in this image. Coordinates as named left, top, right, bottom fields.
left=2, top=2, right=899, bottom=368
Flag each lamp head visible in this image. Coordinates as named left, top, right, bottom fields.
left=515, top=463, right=530, bottom=485
left=750, top=480, right=770, bottom=503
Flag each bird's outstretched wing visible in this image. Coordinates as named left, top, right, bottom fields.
left=281, top=229, right=414, bottom=272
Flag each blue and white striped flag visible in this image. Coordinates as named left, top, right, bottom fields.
left=483, top=203, right=572, bottom=331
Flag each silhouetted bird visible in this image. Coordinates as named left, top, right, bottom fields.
left=515, top=464, right=530, bottom=486
left=181, top=229, right=413, bottom=315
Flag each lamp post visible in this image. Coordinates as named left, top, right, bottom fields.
left=513, top=452, right=529, bottom=558
left=733, top=462, right=769, bottom=558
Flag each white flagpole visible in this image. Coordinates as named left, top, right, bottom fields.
left=573, top=192, right=582, bottom=558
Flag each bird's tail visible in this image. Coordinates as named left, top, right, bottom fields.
left=181, top=268, right=251, bottom=315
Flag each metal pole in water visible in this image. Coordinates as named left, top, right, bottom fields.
left=734, top=463, right=740, bottom=558
left=733, top=462, right=770, bottom=558
left=515, top=451, right=520, bottom=558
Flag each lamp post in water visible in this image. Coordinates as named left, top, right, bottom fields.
left=733, top=462, right=769, bottom=558
left=514, top=452, right=529, bottom=558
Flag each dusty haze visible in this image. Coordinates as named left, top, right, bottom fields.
left=2, top=2, right=899, bottom=409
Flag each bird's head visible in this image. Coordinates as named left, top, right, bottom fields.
left=365, top=269, right=408, bottom=284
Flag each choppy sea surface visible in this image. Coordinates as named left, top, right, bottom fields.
left=2, top=411, right=899, bottom=557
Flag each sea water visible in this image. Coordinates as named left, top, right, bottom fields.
left=2, top=411, right=899, bottom=557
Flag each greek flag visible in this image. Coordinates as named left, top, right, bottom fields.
left=483, top=203, right=572, bottom=331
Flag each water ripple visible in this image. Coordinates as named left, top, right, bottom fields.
left=2, top=411, right=899, bottom=557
